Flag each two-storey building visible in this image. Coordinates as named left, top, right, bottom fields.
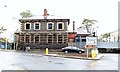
left=15, top=9, right=70, bottom=49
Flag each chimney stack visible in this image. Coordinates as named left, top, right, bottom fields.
left=73, top=21, right=75, bottom=32
left=44, top=9, right=47, bottom=16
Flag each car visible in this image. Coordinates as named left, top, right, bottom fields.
left=62, top=46, right=85, bottom=54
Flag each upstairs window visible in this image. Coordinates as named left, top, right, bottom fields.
left=34, top=22, right=40, bottom=30
left=57, top=22, right=64, bottom=30
left=47, top=22, right=54, bottom=30
left=25, top=23, right=31, bottom=30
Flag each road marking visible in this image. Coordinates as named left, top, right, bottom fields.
left=86, top=61, right=98, bottom=67
left=90, top=61, right=97, bottom=66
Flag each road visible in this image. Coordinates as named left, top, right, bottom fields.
left=0, top=50, right=118, bottom=70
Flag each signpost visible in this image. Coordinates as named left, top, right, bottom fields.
left=85, top=36, right=97, bottom=59
left=86, top=37, right=97, bottom=45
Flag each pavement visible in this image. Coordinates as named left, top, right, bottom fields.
left=29, top=49, right=104, bottom=60
left=44, top=54, right=104, bottom=60
left=0, top=49, right=104, bottom=60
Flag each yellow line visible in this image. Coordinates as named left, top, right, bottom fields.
left=90, top=61, right=97, bottom=66
left=86, top=61, right=97, bottom=67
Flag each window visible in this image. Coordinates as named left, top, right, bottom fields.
left=25, top=23, right=31, bottom=30
left=34, top=22, right=40, bottom=30
left=57, top=22, right=64, bottom=30
left=25, top=35, right=29, bottom=43
left=35, top=35, right=39, bottom=43
left=40, top=34, right=47, bottom=43
left=53, top=34, right=57, bottom=43
left=64, top=34, right=67, bottom=43
left=58, top=35, right=62, bottom=43
left=48, top=35, right=52, bottom=43
left=31, top=34, right=34, bottom=43
left=82, top=39, right=86, bottom=42
left=20, top=35, right=24, bottom=42
left=47, top=22, right=54, bottom=30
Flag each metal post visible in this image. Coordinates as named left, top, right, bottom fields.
left=6, top=39, right=7, bottom=50
left=87, top=48, right=88, bottom=59
left=14, top=34, right=16, bottom=50
left=14, top=40, right=15, bottom=50
left=80, top=36, right=82, bottom=49
left=16, top=43, right=17, bottom=50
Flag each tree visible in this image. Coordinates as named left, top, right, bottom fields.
left=20, top=10, right=33, bottom=18
left=100, top=33, right=110, bottom=41
left=82, top=19, right=97, bottom=33
left=0, top=25, right=6, bottom=34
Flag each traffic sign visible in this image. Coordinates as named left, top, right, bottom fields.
left=86, top=37, right=97, bottom=45
left=85, top=45, right=96, bottom=49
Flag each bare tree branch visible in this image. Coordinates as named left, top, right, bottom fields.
left=82, top=18, right=97, bottom=33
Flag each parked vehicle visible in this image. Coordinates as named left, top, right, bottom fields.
left=62, top=46, right=85, bottom=54
left=24, top=43, right=30, bottom=51
left=25, top=46, right=30, bottom=51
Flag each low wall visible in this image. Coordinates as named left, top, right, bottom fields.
left=97, top=42, right=120, bottom=48
left=75, top=42, right=120, bottom=49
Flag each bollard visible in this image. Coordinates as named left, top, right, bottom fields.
left=46, top=48, right=49, bottom=55
left=91, top=49, right=96, bottom=59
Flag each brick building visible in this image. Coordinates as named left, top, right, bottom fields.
left=15, top=9, right=70, bottom=49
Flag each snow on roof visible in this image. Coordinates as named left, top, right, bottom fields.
left=75, top=26, right=91, bottom=34
left=20, top=15, right=68, bottom=19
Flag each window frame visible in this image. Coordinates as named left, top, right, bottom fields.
left=47, top=22, right=54, bottom=30
left=25, top=22, right=31, bottom=30
left=34, top=22, right=41, bottom=30
left=57, top=22, right=64, bottom=30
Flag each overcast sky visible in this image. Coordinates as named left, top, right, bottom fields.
left=0, top=0, right=119, bottom=42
